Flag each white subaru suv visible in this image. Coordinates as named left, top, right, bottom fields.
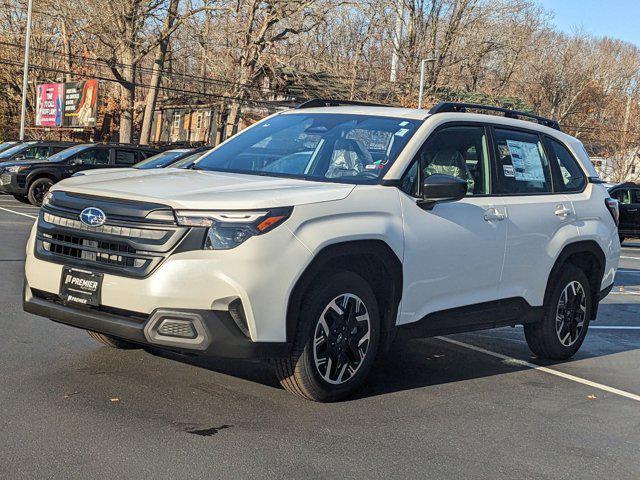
left=23, top=100, right=620, bottom=401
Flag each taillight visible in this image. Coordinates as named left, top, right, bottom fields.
left=605, top=197, right=619, bottom=226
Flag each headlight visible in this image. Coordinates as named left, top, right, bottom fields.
left=42, top=191, right=53, bottom=206
left=175, top=207, right=293, bottom=250
left=6, top=165, right=28, bottom=173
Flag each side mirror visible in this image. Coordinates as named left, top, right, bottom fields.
left=14, top=155, right=25, bottom=161
left=68, top=158, right=82, bottom=166
left=418, top=174, right=467, bottom=210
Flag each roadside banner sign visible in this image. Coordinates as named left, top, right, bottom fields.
left=35, top=79, right=99, bottom=128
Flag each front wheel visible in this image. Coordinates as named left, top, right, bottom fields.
left=524, top=264, right=592, bottom=360
left=275, top=270, right=380, bottom=401
left=27, top=177, right=54, bottom=206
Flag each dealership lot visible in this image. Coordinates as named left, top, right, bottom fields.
left=0, top=195, right=639, bottom=479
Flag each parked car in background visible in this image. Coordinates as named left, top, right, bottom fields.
left=608, top=182, right=640, bottom=243
left=0, top=141, right=21, bottom=154
left=0, top=143, right=158, bottom=205
left=0, top=141, right=76, bottom=165
left=71, top=147, right=212, bottom=178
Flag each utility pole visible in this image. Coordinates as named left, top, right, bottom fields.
left=19, top=0, right=34, bottom=141
left=417, top=58, right=436, bottom=109
left=390, top=1, right=404, bottom=82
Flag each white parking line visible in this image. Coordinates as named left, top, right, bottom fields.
left=620, top=256, right=640, bottom=260
left=0, top=206, right=38, bottom=220
left=438, top=336, right=640, bottom=402
left=590, top=326, right=640, bottom=330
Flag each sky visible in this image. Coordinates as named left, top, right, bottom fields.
left=537, top=0, right=640, bottom=46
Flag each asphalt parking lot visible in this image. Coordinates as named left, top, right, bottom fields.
left=0, top=195, right=639, bottom=479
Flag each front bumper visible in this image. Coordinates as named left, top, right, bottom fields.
left=23, top=281, right=291, bottom=359
left=0, top=171, right=26, bottom=195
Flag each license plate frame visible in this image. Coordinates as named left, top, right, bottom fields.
left=60, top=267, right=103, bottom=307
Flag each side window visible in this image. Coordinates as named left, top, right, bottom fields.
left=547, top=138, right=586, bottom=192
left=611, top=189, right=630, bottom=204
left=416, top=125, right=490, bottom=195
left=115, top=150, right=138, bottom=165
left=632, top=189, right=640, bottom=204
left=494, top=128, right=552, bottom=194
left=22, top=146, right=48, bottom=159
left=76, top=148, right=110, bottom=165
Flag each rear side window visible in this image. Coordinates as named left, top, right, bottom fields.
left=632, top=189, right=640, bottom=204
left=494, top=128, right=552, bottom=194
left=115, top=150, right=138, bottom=165
left=547, top=138, right=586, bottom=192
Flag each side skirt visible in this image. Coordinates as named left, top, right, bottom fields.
left=397, top=297, right=543, bottom=339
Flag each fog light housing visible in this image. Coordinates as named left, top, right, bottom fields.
left=157, top=318, right=198, bottom=339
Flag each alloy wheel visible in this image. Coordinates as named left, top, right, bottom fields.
left=555, top=280, right=587, bottom=347
left=312, top=293, right=371, bottom=385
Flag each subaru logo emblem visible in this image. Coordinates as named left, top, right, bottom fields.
left=80, top=207, right=106, bottom=227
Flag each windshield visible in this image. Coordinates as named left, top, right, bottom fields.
left=135, top=150, right=191, bottom=169
left=0, top=141, right=36, bottom=159
left=47, top=144, right=93, bottom=162
left=170, top=150, right=210, bottom=168
left=194, top=113, right=421, bottom=183
left=0, top=141, right=18, bottom=152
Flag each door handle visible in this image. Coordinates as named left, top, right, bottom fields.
left=484, top=209, right=505, bottom=222
left=554, top=206, right=572, bottom=218
left=628, top=208, right=638, bottom=212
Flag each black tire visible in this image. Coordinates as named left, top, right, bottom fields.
left=86, top=330, right=139, bottom=349
left=524, top=264, right=592, bottom=360
left=13, top=195, right=31, bottom=204
left=27, top=177, right=54, bottom=206
left=275, top=270, right=380, bottom=402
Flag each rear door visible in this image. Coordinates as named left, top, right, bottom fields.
left=493, top=127, right=579, bottom=306
left=630, top=189, right=640, bottom=235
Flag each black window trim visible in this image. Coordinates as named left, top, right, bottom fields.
left=395, top=121, right=589, bottom=199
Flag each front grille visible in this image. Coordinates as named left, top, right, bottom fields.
left=35, top=194, right=189, bottom=278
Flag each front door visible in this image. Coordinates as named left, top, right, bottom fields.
left=399, top=124, right=507, bottom=326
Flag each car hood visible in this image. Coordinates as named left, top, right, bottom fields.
left=53, top=168, right=356, bottom=209
left=74, top=167, right=134, bottom=177
left=0, top=159, right=49, bottom=168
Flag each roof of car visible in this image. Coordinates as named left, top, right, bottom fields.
left=281, top=105, right=575, bottom=141
left=281, top=105, right=429, bottom=120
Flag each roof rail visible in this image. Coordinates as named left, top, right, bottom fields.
left=297, top=98, right=390, bottom=109
left=428, top=101, right=561, bottom=131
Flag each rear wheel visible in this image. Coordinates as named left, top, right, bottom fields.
left=524, top=264, right=591, bottom=360
left=275, top=270, right=380, bottom=401
left=13, top=195, right=30, bottom=204
left=27, top=177, right=54, bottom=206
left=86, top=331, right=139, bottom=349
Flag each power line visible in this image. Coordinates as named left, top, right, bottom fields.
left=0, top=57, right=300, bottom=108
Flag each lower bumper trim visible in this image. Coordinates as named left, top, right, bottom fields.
left=23, top=282, right=291, bottom=360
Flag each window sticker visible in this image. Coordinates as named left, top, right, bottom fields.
left=399, top=121, right=409, bottom=127
left=396, top=128, right=409, bottom=137
left=505, top=140, right=545, bottom=182
left=503, top=165, right=515, bottom=177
